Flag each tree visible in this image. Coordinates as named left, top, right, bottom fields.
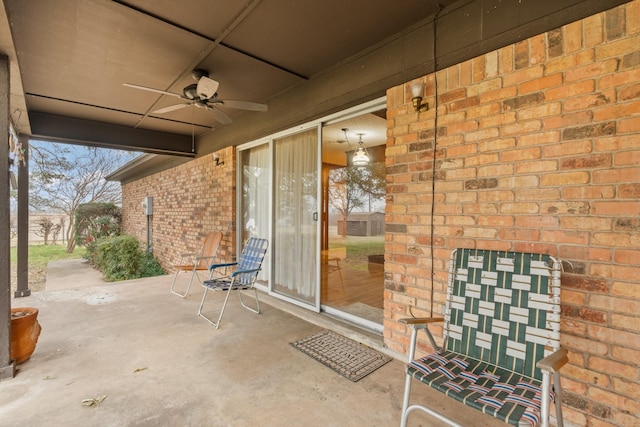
left=33, top=217, right=60, bottom=245
left=29, top=142, right=137, bottom=253
left=328, top=161, right=386, bottom=237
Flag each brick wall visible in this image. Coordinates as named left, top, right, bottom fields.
left=385, top=2, right=639, bottom=426
left=121, top=147, right=236, bottom=271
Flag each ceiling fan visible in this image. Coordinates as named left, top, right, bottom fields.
left=123, top=69, right=268, bottom=125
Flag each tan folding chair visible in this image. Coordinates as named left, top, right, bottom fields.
left=170, top=231, right=223, bottom=298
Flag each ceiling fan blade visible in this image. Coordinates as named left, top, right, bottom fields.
left=217, top=99, right=268, bottom=112
left=123, top=83, right=184, bottom=99
left=207, top=105, right=233, bottom=125
left=153, top=103, right=190, bottom=114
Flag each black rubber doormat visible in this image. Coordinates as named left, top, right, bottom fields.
left=291, top=330, right=392, bottom=382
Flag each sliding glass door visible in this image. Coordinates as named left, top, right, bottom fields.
left=237, top=98, right=385, bottom=320
left=272, top=127, right=320, bottom=309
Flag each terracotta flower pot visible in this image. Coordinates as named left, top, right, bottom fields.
left=10, top=307, right=42, bottom=364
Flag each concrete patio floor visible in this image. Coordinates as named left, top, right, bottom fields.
left=0, top=259, right=504, bottom=426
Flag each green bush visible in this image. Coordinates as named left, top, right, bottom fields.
left=75, top=202, right=121, bottom=247
left=88, top=234, right=165, bottom=281
left=139, top=252, right=166, bottom=278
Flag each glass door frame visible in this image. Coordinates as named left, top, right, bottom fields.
left=236, top=96, right=387, bottom=317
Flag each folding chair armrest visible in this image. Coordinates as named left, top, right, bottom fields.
left=230, top=268, right=261, bottom=278
left=209, top=262, right=238, bottom=272
left=399, top=317, right=444, bottom=326
left=399, top=317, right=445, bottom=359
left=537, top=347, right=569, bottom=374
left=179, top=252, right=197, bottom=257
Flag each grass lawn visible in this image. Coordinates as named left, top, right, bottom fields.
left=328, top=235, right=384, bottom=271
left=10, top=244, right=86, bottom=292
left=10, top=244, right=86, bottom=269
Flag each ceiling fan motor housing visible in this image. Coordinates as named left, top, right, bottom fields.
left=183, top=83, right=199, bottom=100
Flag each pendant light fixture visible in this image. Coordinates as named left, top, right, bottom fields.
left=341, top=128, right=370, bottom=166
left=352, top=133, right=370, bottom=166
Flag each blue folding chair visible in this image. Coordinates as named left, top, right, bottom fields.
left=197, top=237, right=268, bottom=329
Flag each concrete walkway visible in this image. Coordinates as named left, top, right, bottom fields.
left=1, top=260, right=501, bottom=426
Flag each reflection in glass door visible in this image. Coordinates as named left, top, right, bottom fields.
left=320, top=112, right=387, bottom=331
left=272, top=128, right=319, bottom=308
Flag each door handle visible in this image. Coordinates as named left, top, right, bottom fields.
left=313, top=212, right=318, bottom=221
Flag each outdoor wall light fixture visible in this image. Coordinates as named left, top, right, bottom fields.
left=213, top=153, right=224, bottom=166
left=411, top=81, right=429, bottom=112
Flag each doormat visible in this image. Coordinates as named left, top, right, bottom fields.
left=291, top=330, right=392, bottom=382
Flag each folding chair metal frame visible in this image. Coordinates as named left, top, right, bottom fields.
left=170, top=231, right=223, bottom=298
left=197, top=237, right=268, bottom=329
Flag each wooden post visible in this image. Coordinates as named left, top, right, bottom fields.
left=0, top=55, right=16, bottom=380
left=15, top=135, right=29, bottom=298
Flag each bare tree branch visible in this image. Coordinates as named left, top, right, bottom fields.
left=29, top=142, right=137, bottom=252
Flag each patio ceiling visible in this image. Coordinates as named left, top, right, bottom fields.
left=1, top=0, right=455, bottom=156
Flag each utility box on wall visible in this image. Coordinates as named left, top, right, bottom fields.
left=142, top=196, right=153, bottom=216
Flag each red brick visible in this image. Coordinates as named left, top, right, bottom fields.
left=561, top=289, right=587, bottom=306
left=610, top=313, right=640, bottom=333
left=629, top=0, right=640, bottom=34
left=561, top=334, right=608, bottom=355
left=590, top=296, right=640, bottom=320
left=614, top=249, right=640, bottom=264
left=516, top=102, right=562, bottom=120
left=520, top=73, right=562, bottom=94
left=593, top=167, right=640, bottom=184
left=618, top=82, right=640, bottom=101
left=540, top=171, right=590, bottom=186
left=562, top=185, right=615, bottom=199
left=588, top=357, right=638, bottom=379
left=498, top=45, right=514, bottom=74
left=618, top=116, right=640, bottom=133
left=599, top=67, right=640, bottom=90
left=584, top=14, right=604, bottom=47
left=545, top=80, right=596, bottom=101
left=595, top=135, right=640, bottom=151
left=529, top=34, right=546, bottom=65
left=545, top=50, right=595, bottom=74
left=560, top=216, right=612, bottom=231
left=612, top=346, right=640, bottom=365
left=595, top=35, right=640, bottom=60
left=565, top=59, right=619, bottom=82
left=479, top=87, right=517, bottom=103
left=611, top=281, right=640, bottom=299
left=588, top=386, right=640, bottom=416
left=502, top=120, right=542, bottom=136
left=564, top=91, right=614, bottom=112
left=564, top=21, right=583, bottom=54
left=472, top=56, right=485, bottom=83
left=593, top=100, right=640, bottom=122
left=478, top=137, right=516, bottom=153
left=500, top=147, right=541, bottom=162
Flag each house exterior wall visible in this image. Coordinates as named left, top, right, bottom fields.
left=121, top=147, right=237, bottom=271
left=384, top=2, right=639, bottom=426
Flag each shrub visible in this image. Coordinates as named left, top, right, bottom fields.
left=139, top=253, right=166, bottom=278
left=89, top=234, right=165, bottom=281
left=75, top=203, right=121, bottom=247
